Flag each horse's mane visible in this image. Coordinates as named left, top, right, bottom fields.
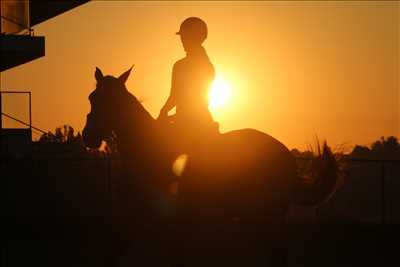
left=124, top=91, right=155, bottom=123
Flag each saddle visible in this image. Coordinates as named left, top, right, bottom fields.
left=158, top=114, right=220, bottom=155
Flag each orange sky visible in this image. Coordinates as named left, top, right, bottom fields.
left=1, top=1, right=398, bottom=151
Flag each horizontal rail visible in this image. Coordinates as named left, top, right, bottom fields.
left=295, top=157, right=400, bottom=163
left=1, top=156, right=400, bottom=163
left=0, top=91, right=32, bottom=94
left=0, top=156, right=115, bottom=161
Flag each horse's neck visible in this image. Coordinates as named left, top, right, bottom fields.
left=114, top=94, right=156, bottom=158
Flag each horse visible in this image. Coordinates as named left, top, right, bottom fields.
left=82, top=66, right=339, bottom=266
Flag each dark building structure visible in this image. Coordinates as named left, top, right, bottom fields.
left=1, top=0, right=89, bottom=156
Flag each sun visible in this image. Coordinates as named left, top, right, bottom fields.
left=209, top=76, right=232, bottom=111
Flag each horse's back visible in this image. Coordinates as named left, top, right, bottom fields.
left=220, top=128, right=295, bottom=170
left=180, top=128, right=296, bottom=222
left=207, top=128, right=296, bottom=187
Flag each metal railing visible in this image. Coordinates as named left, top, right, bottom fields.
left=1, top=0, right=31, bottom=35
left=1, top=91, right=48, bottom=136
left=1, top=91, right=31, bottom=130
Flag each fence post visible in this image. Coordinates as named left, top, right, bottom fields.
left=381, top=162, right=385, bottom=225
left=106, top=156, right=114, bottom=267
left=107, top=157, right=112, bottom=216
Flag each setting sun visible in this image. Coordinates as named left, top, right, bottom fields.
left=209, top=76, right=232, bottom=111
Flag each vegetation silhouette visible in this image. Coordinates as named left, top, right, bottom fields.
left=32, top=124, right=87, bottom=158
left=82, top=66, right=339, bottom=266
left=350, top=136, right=400, bottom=160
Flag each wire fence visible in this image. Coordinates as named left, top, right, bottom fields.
left=317, top=159, right=400, bottom=224
left=3, top=156, right=400, bottom=224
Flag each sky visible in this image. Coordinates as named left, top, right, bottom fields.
left=1, top=1, right=398, bottom=151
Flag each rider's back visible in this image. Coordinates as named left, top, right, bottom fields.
left=172, top=46, right=215, bottom=125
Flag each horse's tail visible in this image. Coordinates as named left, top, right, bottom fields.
left=292, top=141, right=339, bottom=207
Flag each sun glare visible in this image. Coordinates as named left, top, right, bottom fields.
left=209, top=76, right=232, bottom=111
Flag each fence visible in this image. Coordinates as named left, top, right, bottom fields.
left=3, top=155, right=400, bottom=224
left=317, top=159, right=400, bottom=224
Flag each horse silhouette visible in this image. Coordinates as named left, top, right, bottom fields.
left=82, top=66, right=339, bottom=266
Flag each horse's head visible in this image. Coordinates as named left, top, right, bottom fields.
left=83, top=66, right=133, bottom=148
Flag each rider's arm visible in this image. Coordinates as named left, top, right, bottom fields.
left=159, top=63, right=179, bottom=118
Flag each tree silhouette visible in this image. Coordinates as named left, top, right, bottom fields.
left=39, top=125, right=83, bottom=144
left=350, top=136, right=400, bottom=160
left=350, top=145, right=371, bottom=159
left=37, top=124, right=86, bottom=156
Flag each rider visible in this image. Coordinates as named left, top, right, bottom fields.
left=158, top=17, right=216, bottom=133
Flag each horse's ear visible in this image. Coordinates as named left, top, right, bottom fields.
left=118, top=65, right=134, bottom=84
left=95, top=67, right=104, bottom=82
